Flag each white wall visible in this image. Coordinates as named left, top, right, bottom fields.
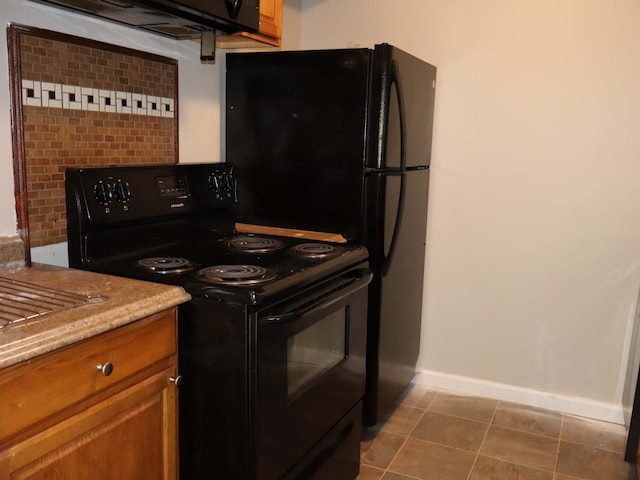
left=300, top=0, right=640, bottom=421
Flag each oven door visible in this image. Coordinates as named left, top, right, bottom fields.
left=257, top=266, right=371, bottom=480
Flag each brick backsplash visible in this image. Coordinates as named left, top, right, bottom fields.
left=16, top=31, right=178, bottom=247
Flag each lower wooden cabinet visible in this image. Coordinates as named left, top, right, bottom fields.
left=0, top=309, right=179, bottom=480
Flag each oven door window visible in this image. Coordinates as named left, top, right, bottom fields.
left=287, top=307, right=348, bottom=400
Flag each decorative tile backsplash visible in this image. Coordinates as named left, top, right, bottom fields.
left=22, top=80, right=175, bottom=118
left=13, top=29, right=178, bottom=248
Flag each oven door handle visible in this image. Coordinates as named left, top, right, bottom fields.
left=260, top=272, right=372, bottom=326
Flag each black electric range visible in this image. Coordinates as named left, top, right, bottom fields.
left=65, top=163, right=370, bottom=480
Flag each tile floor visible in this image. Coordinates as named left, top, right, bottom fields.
left=358, top=385, right=637, bottom=480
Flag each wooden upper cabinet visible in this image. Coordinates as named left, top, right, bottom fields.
left=0, top=309, right=179, bottom=480
left=218, top=0, right=283, bottom=48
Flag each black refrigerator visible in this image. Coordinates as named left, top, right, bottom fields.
left=226, top=43, right=437, bottom=426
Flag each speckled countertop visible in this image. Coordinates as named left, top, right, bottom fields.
left=0, top=263, right=191, bottom=370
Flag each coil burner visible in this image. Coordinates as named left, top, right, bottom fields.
left=199, top=265, right=277, bottom=286
left=137, top=257, right=195, bottom=274
left=292, top=243, right=341, bottom=259
left=226, top=236, right=285, bottom=253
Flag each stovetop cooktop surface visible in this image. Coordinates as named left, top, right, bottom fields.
left=85, top=233, right=369, bottom=307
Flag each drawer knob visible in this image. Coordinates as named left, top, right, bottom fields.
left=96, top=362, right=113, bottom=376
left=170, top=375, right=183, bottom=387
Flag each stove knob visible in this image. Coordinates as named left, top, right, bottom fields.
left=222, top=174, right=234, bottom=198
left=94, top=182, right=113, bottom=205
left=208, top=173, right=223, bottom=199
left=113, top=180, right=131, bottom=202
left=208, top=173, right=220, bottom=191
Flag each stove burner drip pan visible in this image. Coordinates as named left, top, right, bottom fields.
left=137, top=257, right=195, bottom=274
left=292, top=243, right=341, bottom=259
left=199, top=265, right=277, bottom=286
left=227, top=236, right=285, bottom=253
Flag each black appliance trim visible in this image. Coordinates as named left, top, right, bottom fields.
left=260, top=273, right=371, bottom=325
left=28, top=0, right=259, bottom=40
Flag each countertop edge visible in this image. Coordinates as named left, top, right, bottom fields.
left=0, top=287, right=191, bottom=370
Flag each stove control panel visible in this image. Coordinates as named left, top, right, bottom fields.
left=93, top=179, right=131, bottom=205
left=66, top=163, right=236, bottom=226
left=156, top=175, right=189, bottom=199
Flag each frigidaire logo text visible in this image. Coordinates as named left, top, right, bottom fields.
left=170, top=203, right=185, bottom=208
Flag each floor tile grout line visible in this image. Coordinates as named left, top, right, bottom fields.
left=472, top=452, right=558, bottom=476
left=559, top=413, right=628, bottom=455
left=379, top=430, right=410, bottom=478
left=367, top=386, right=629, bottom=480
left=423, top=407, right=495, bottom=427
left=469, top=400, right=560, bottom=477
left=386, top=393, right=431, bottom=473
left=379, top=390, right=438, bottom=480
left=484, top=422, right=563, bottom=442
left=554, top=414, right=565, bottom=476
left=388, top=394, right=564, bottom=476
left=464, top=399, right=501, bottom=480
left=371, top=391, right=431, bottom=480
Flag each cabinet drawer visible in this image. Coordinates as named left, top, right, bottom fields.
left=0, top=309, right=177, bottom=443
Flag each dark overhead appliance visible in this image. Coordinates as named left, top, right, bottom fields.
left=28, top=0, right=259, bottom=59
left=65, top=163, right=371, bottom=480
left=226, top=43, right=437, bottom=426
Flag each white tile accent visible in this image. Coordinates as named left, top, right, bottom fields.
left=147, top=95, right=161, bottom=117
left=116, top=91, right=132, bottom=114
left=131, top=92, right=146, bottom=115
left=49, top=84, right=62, bottom=109
left=21, top=79, right=174, bottom=119
left=99, top=89, right=116, bottom=113
left=39, top=82, right=63, bottom=108
left=81, top=87, right=100, bottom=112
left=161, top=97, right=174, bottom=118
left=22, top=79, right=42, bottom=107
left=40, top=82, right=55, bottom=108
left=63, top=85, right=82, bottom=111
left=62, top=85, right=72, bottom=109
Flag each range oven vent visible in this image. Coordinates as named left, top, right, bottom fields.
left=28, top=0, right=259, bottom=40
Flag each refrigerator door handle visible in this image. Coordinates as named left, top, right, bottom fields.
left=383, top=60, right=406, bottom=276
left=366, top=166, right=429, bottom=175
left=383, top=171, right=406, bottom=276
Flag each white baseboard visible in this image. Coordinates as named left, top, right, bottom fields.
left=415, top=369, right=625, bottom=425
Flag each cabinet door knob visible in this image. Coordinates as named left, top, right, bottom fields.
left=96, top=362, right=113, bottom=376
left=169, top=375, right=183, bottom=387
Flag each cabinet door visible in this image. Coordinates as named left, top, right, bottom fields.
left=256, top=0, right=282, bottom=41
left=0, top=310, right=177, bottom=445
left=217, top=0, right=282, bottom=47
left=0, top=368, right=178, bottom=480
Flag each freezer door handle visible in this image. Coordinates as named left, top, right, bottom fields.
left=382, top=60, right=406, bottom=276
left=392, top=59, right=407, bottom=171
